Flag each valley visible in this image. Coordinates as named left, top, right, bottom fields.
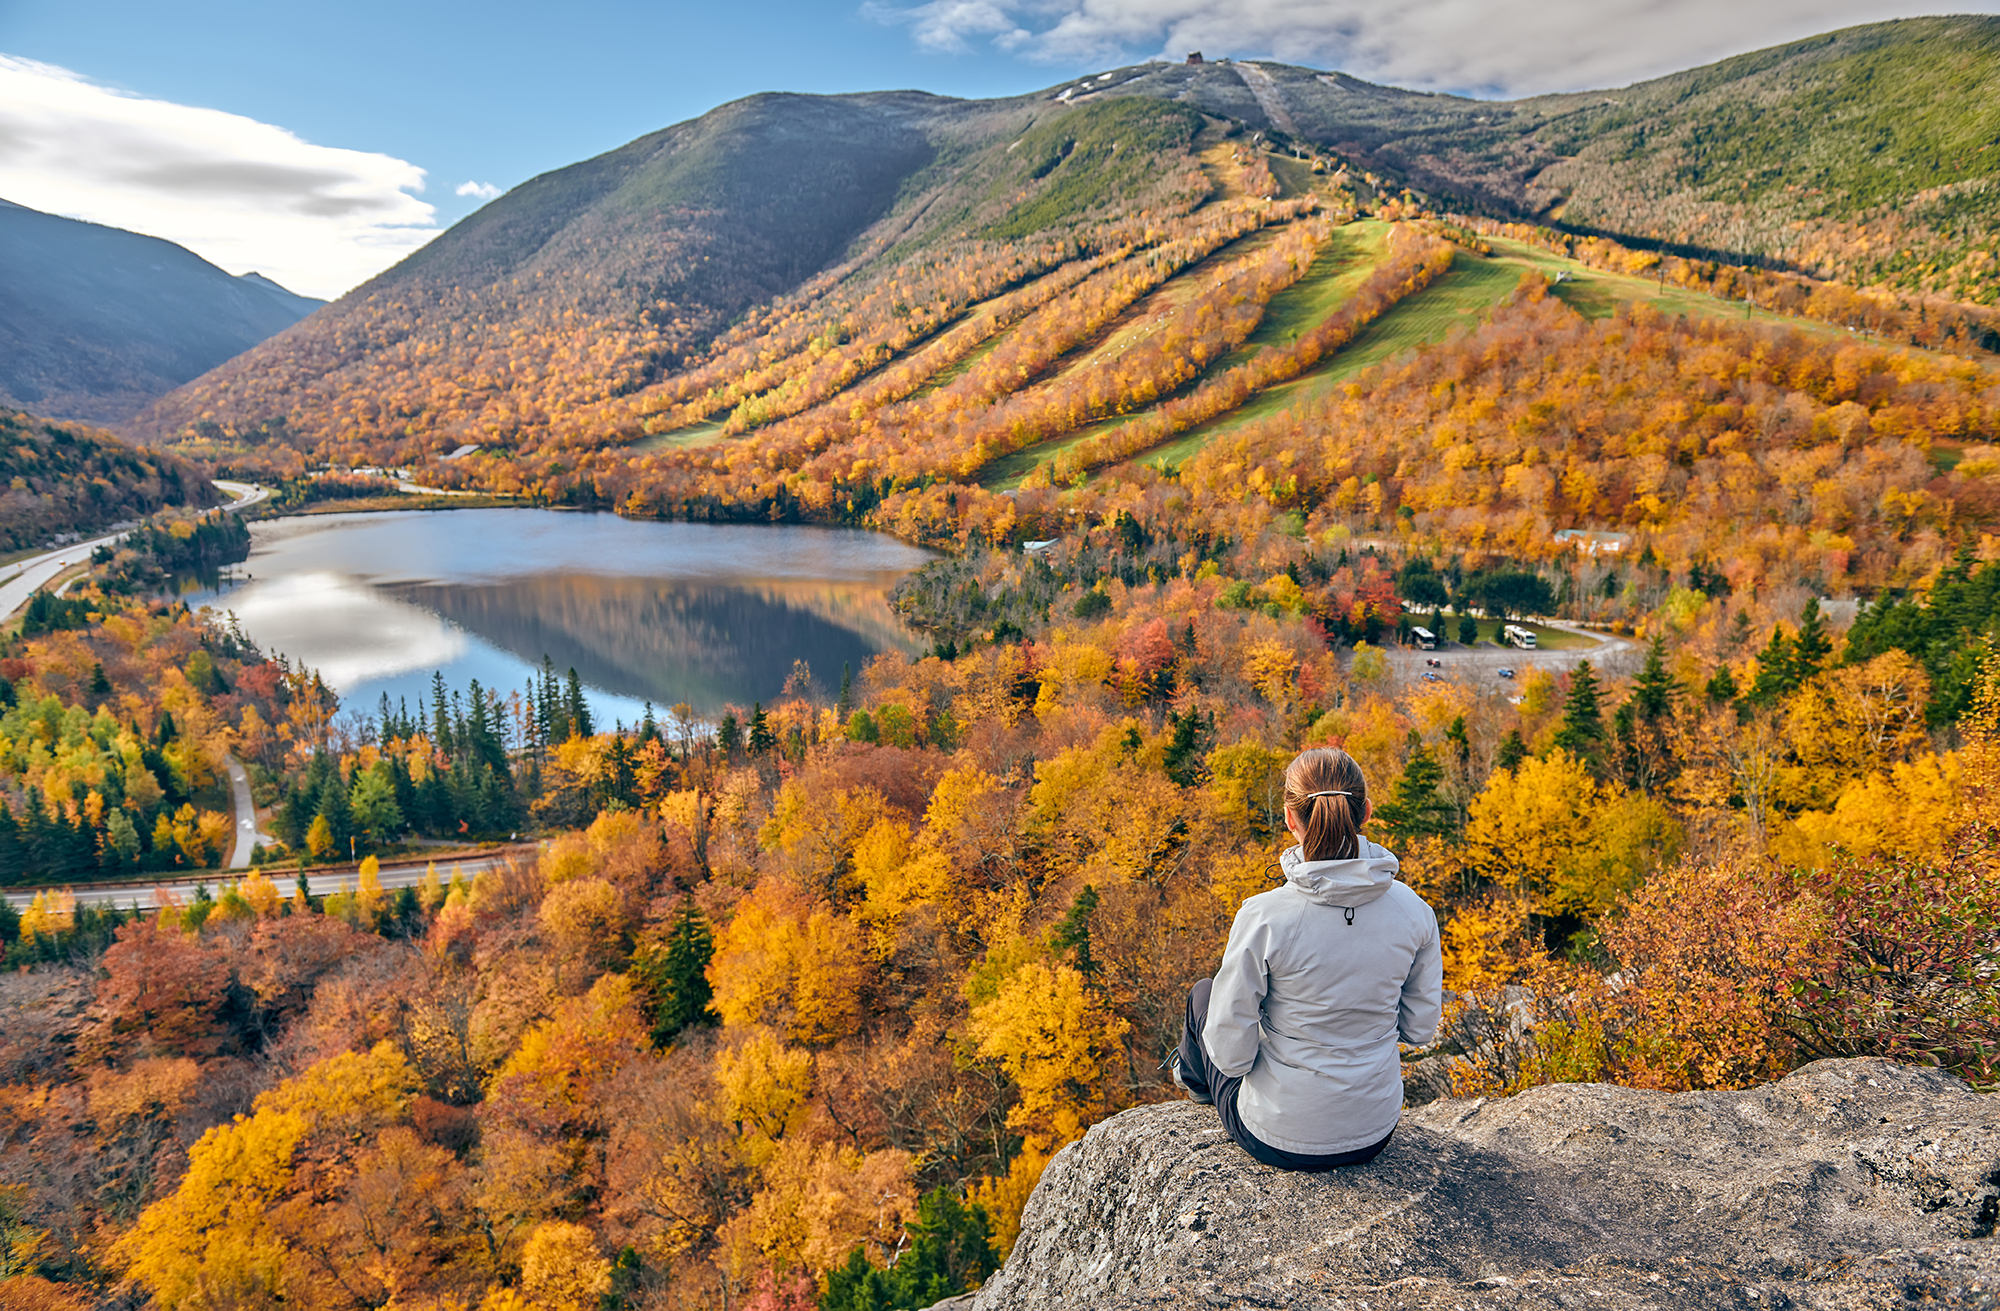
left=0, top=16, right=1998, bottom=1311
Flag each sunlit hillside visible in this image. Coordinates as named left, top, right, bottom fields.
left=5, top=18, right=1999, bottom=1311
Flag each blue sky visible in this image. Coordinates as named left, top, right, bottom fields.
left=1, top=0, right=1991, bottom=297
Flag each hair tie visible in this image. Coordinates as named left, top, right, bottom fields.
left=1303, top=790, right=1350, bottom=800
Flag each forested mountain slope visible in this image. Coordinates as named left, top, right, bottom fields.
left=1096, top=17, right=2000, bottom=302
left=0, top=200, right=321, bottom=425
left=0, top=406, right=218, bottom=552
left=133, top=17, right=2000, bottom=488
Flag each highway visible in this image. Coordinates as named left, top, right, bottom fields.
left=0, top=479, right=270, bottom=624
left=2, top=846, right=537, bottom=912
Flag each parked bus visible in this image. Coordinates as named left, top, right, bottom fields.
left=1502, top=624, right=1538, bottom=650
left=1410, top=626, right=1436, bottom=650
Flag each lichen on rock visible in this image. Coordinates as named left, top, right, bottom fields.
left=970, top=1058, right=2000, bottom=1309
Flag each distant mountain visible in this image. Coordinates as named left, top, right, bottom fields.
left=0, top=200, right=323, bottom=425
left=130, top=18, right=2000, bottom=466
left=1102, top=16, right=2000, bottom=304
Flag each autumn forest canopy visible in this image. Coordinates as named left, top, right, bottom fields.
left=3, top=16, right=2000, bottom=1311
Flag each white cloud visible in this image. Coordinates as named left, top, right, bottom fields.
left=870, top=0, right=2000, bottom=97
left=456, top=180, right=502, bottom=200
left=0, top=55, right=438, bottom=299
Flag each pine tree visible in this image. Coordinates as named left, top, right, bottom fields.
left=1705, top=664, right=1740, bottom=703
left=1444, top=715, right=1472, bottom=768
left=747, top=703, right=775, bottom=754
left=1374, top=740, right=1457, bottom=841
left=565, top=668, right=593, bottom=739
left=1458, top=612, right=1478, bottom=645
left=1793, top=598, right=1832, bottom=683
left=717, top=712, right=742, bottom=757
left=1494, top=728, right=1528, bottom=773
left=1747, top=627, right=1798, bottom=705
left=1048, top=885, right=1099, bottom=976
left=1551, top=660, right=1606, bottom=763
left=633, top=903, right=716, bottom=1047
left=431, top=671, right=454, bottom=759
left=835, top=662, right=854, bottom=720
left=1630, top=637, right=1677, bottom=723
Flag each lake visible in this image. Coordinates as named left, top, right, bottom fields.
left=195, top=509, right=931, bottom=728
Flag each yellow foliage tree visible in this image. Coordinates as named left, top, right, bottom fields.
left=1463, top=750, right=1682, bottom=922
left=538, top=876, right=631, bottom=980
left=712, top=1029, right=813, bottom=1168
left=18, top=889, right=75, bottom=943
left=518, top=1221, right=611, bottom=1311
left=720, top=1137, right=914, bottom=1280
left=708, top=881, right=869, bottom=1045
left=964, top=960, right=1127, bottom=1152
left=758, top=782, right=885, bottom=900
left=116, top=1044, right=416, bottom=1308
left=1783, top=751, right=1964, bottom=863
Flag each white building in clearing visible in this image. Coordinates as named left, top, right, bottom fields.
left=1553, top=529, right=1631, bottom=555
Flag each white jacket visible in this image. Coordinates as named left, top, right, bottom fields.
left=1202, top=838, right=1443, bottom=1155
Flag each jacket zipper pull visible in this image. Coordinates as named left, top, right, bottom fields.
left=1343, top=906, right=1355, bottom=925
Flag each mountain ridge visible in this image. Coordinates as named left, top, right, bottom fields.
left=0, top=200, right=322, bottom=426
left=127, top=17, right=2000, bottom=493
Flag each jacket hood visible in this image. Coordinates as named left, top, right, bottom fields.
left=1280, top=838, right=1400, bottom=907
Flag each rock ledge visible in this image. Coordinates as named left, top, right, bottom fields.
left=972, top=1059, right=2000, bottom=1309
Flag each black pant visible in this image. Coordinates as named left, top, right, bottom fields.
left=1178, top=977, right=1394, bottom=1172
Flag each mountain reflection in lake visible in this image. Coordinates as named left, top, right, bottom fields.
left=197, top=509, right=931, bottom=725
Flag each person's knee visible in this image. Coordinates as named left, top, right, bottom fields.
left=1187, top=976, right=1213, bottom=1024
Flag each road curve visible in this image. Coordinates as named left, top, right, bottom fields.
left=224, top=753, right=276, bottom=869
left=0, top=480, right=270, bottom=624
left=2, top=846, right=538, bottom=913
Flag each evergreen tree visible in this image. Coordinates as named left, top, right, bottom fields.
left=633, top=903, right=717, bottom=1047
left=717, top=713, right=742, bottom=757
left=836, top=662, right=854, bottom=721
left=564, top=668, right=593, bottom=739
left=820, top=1188, right=995, bottom=1311
left=1458, top=612, right=1479, bottom=645
left=1793, top=598, right=1832, bottom=683
left=463, top=680, right=510, bottom=776
left=638, top=702, right=660, bottom=748
left=1630, top=638, right=1677, bottom=723
left=1551, top=660, right=1606, bottom=764
left=315, top=768, right=354, bottom=855
left=536, top=656, right=566, bottom=749
left=747, top=703, right=775, bottom=754
left=1494, top=728, right=1528, bottom=773
left=1048, top=885, right=1099, bottom=976
left=1444, top=715, right=1472, bottom=768
left=1705, top=664, right=1740, bottom=704
left=1160, top=708, right=1212, bottom=787
left=427, top=671, right=451, bottom=758
left=1374, top=739, right=1457, bottom=841
left=1747, top=627, right=1798, bottom=705
left=89, top=662, right=112, bottom=697
left=602, top=737, right=638, bottom=808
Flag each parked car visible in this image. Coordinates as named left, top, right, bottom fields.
left=1424, top=657, right=1443, bottom=667
left=1497, top=668, right=1516, bottom=679
left=1422, top=671, right=1443, bottom=682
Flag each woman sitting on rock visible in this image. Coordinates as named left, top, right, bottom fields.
left=1173, top=746, right=1442, bottom=1170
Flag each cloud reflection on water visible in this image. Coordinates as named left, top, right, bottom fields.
left=202, top=509, right=931, bottom=721
left=223, top=570, right=468, bottom=691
